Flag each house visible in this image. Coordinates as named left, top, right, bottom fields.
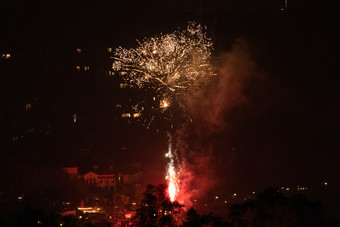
left=83, top=170, right=116, bottom=188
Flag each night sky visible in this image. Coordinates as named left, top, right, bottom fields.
left=0, top=0, right=339, bottom=219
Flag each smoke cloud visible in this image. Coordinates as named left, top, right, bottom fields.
left=175, top=38, right=263, bottom=207
left=189, top=38, right=259, bottom=135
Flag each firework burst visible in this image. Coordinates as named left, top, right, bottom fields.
left=112, top=22, right=214, bottom=99
left=112, top=22, right=214, bottom=205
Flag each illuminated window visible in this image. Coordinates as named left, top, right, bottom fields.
left=84, top=66, right=90, bottom=71
left=76, top=48, right=81, bottom=53
left=120, top=83, right=128, bottom=88
left=107, top=48, right=112, bottom=53
left=133, top=113, right=141, bottom=118
left=105, top=71, right=112, bottom=76
left=76, top=66, right=80, bottom=71
left=2, top=53, right=10, bottom=59
left=26, top=103, right=31, bottom=111
left=121, top=113, right=131, bottom=118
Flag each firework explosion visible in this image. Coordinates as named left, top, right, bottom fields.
left=112, top=22, right=213, bottom=99
left=112, top=22, right=214, bottom=204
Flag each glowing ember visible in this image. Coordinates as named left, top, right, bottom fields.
left=160, top=99, right=170, bottom=109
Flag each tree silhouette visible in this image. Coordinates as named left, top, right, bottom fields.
left=229, top=187, right=326, bottom=227
left=137, top=184, right=182, bottom=226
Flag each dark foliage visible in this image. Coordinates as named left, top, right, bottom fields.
left=182, top=208, right=231, bottom=227
left=137, top=184, right=183, bottom=226
left=229, top=187, right=330, bottom=227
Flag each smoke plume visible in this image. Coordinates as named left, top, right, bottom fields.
left=175, top=38, right=262, bottom=207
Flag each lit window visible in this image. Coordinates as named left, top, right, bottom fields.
left=121, top=113, right=131, bottom=118
left=26, top=103, right=31, bottom=111
left=77, top=48, right=81, bottom=53
left=76, top=66, right=80, bottom=71
left=2, top=53, right=10, bottom=59
left=120, top=83, right=128, bottom=88
left=133, top=113, right=141, bottom=118
left=84, top=66, right=90, bottom=71
left=107, top=48, right=112, bottom=53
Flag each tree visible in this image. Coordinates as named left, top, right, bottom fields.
left=182, top=208, right=230, bottom=227
left=137, top=184, right=183, bottom=226
left=229, top=187, right=326, bottom=227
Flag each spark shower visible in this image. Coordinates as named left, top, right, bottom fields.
left=112, top=22, right=214, bottom=203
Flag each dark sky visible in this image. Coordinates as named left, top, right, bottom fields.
left=0, top=0, right=339, bottom=214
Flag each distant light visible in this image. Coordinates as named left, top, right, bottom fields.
left=26, top=103, right=31, bottom=111
left=78, top=207, right=101, bottom=214
left=73, top=113, right=77, bottom=123
left=107, top=48, right=112, bottom=53
left=120, top=83, right=128, bottom=88
left=224, top=201, right=227, bottom=204
left=215, top=196, right=219, bottom=199
left=324, top=182, right=328, bottom=186
left=76, top=48, right=81, bottom=53
left=76, top=66, right=80, bottom=71
left=2, top=53, right=10, bottom=59
left=37, top=220, right=42, bottom=224
left=121, top=113, right=131, bottom=118
left=18, top=196, right=23, bottom=200
left=233, top=193, right=237, bottom=197
left=133, top=113, right=141, bottom=118
left=286, top=188, right=290, bottom=191
left=79, top=216, right=82, bottom=219
left=252, top=191, right=255, bottom=194
left=84, top=66, right=90, bottom=71
left=132, top=202, right=136, bottom=206
left=60, top=224, right=64, bottom=227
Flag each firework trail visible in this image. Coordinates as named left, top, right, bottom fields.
left=112, top=22, right=214, bottom=203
